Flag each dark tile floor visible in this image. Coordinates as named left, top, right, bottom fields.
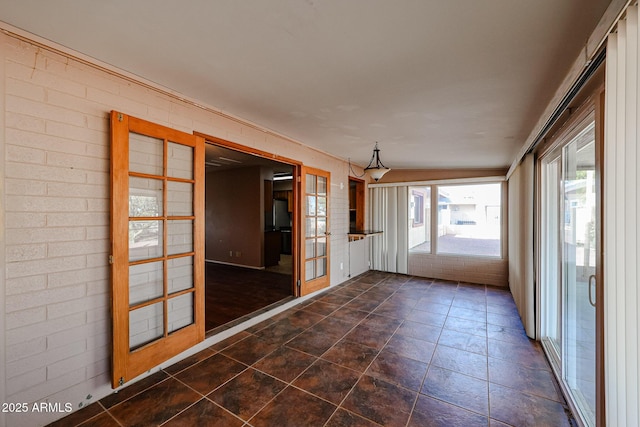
left=50, top=271, right=574, bottom=427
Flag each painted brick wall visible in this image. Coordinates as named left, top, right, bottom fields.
left=0, top=32, right=363, bottom=426
left=408, top=253, right=508, bottom=287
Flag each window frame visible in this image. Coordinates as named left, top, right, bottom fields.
left=410, top=190, right=424, bottom=227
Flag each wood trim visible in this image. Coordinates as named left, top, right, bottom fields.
left=349, top=177, right=365, bottom=232
left=376, top=168, right=508, bottom=184
left=195, top=130, right=301, bottom=297
left=194, top=132, right=303, bottom=167
left=193, top=135, right=206, bottom=344
left=292, top=164, right=301, bottom=297
left=110, top=111, right=129, bottom=388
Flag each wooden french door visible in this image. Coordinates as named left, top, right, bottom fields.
left=299, top=167, right=330, bottom=296
left=110, top=111, right=205, bottom=387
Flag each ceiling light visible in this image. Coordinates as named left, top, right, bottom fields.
left=364, top=142, right=391, bottom=181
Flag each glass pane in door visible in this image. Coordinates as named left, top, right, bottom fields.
left=304, top=173, right=327, bottom=279
left=563, top=127, right=596, bottom=425
left=129, top=302, right=163, bottom=350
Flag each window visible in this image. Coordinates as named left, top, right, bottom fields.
left=437, top=183, right=501, bottom=257
left=408, top=186, right=430, bottom=253
left=408, top=182, right=502, bottom=257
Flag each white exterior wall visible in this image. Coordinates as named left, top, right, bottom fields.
left=0, top=31, right=365, bottom=426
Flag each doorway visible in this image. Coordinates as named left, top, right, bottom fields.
left=203, top=142, right=297, bottom=332
left=539, top=107, right=600, bottom=426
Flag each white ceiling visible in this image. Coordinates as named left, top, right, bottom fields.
left=0, top=0, right=611, bottom=170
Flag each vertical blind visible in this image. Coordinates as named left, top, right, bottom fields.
left=604, top=6, right=640, bottom=426
left=369, top=186, right=408, bottom=274
left=507, top=154, right=536, bottom=338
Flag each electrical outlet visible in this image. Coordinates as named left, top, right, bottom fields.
left=229, top=251, right=233, bottom=257
left=340, top=262, right=343, bottom=270
left=236, top=251, right=241, bottom=257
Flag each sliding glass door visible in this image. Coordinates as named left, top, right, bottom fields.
left=540, top=112, right=597, bottom=426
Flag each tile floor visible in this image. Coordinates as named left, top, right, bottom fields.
left=49, top=271, right=575, bottom=427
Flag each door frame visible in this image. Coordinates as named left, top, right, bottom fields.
left=535, top=88, right=605, bottom=426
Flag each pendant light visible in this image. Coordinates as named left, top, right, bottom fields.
left=364, top=142, right=391, bottom=181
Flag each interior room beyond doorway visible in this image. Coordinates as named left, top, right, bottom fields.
left=204, top=143, right=296, bottom=332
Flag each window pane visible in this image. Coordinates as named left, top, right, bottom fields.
left=305, top=217, right=316, bottom=238
left=408, top=187, right=430, bottom=253
left=317, top=176, right=327, bottom=195
left=129, top=220, right=163, bottom=261
left=305, top=238, right=316, bottom=259
left=129, top=302, right=163, bottom=350
left=317, top=217, right=326, bottom=236
left=306, top=195, right=316, bottom=216
left=317, top=196, right=327, bottom=216
left=168, top=256, right=193, bottom=294
left=167, top=142, right=193, bottom=179
left=168, top=293, right=194, bottom=333
left=306, top=174, right=316, bottom=194
left=437, top=183, right=501, bottom=257
left=129, top=177, right=163, bottom=217
left=316, top=237, right=326, bottom=257
left=167, top=181, right=193, bottom=216
left=167, top=220, right=193, bottom=255
left=129, top=261, right=163, bottom=306
left=305, top=260, right=316, bottom=280
left=129, top=132, right=163, bottom=176
left=316, top=257, right=326, bottom=278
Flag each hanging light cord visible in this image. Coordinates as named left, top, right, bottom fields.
left=348, top=158, right=366, bottom=178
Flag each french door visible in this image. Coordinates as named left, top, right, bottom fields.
left=300, top=167, right=330, bottom=296
left=540, top=108, right=600, bottom=426
left=110, top=111, right=205, bottom=387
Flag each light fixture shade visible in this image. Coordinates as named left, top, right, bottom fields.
left=367, top=167, right=390, bottom=181
left=363, top=142, right=391, bottom=181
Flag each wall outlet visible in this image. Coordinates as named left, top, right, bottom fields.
left=235, top=251, right=241, bottom=257
left=229, top=251, right=233, bottom=256
left=340, top=262, right=343, bottom=270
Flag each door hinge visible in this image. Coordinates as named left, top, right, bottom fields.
left=119, top=377, right=124, bottom=387
left=108, top=255, right=114, bottom=265
left=297, top=176, right=301, bottom=183
left=297, top=279, right=301, bottom=291
left=117, top=113, right=124, bottom=122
